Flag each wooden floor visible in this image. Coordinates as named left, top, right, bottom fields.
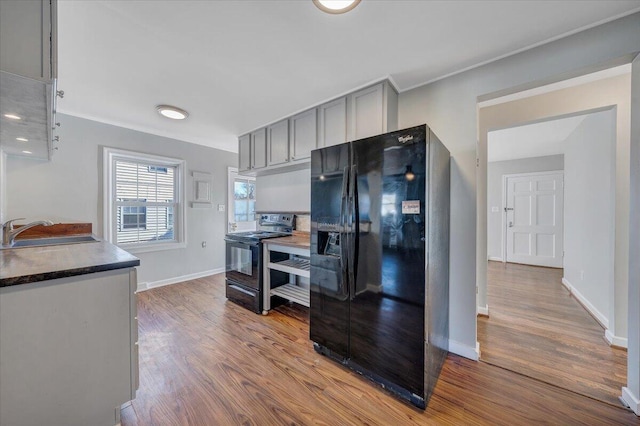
left=122, top=273, right=639, bottom=425
left=478, top=261, right=628, bottom=406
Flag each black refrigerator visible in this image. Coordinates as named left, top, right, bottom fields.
left=310, top=124, right=450, bottom=409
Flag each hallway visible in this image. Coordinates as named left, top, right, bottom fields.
left=478, top=261, right=627, bottom=406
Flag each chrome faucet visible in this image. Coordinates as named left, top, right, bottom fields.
left=2, top=218, right=54, bottom=247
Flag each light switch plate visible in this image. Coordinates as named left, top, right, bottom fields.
left=491, top=206, right=499, bottom=213
left=217, top=204, right=225, bottom=212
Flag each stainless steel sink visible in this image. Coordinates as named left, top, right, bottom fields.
left=1, top=235, right=99, bottom=249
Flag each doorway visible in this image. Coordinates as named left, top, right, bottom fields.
left=477, top=67, right=629, bottom=405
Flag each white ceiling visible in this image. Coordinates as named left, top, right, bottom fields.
left=488, top=115, right=587, bottom=162
left=56, top=1, right=640, bottom=153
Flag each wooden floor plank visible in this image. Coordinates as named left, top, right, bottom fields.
left=478, top=261, right=627, bottom=406
left=122, top=273, right=638, bottom=425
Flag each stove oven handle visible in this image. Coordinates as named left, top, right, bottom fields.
left=224, top=238, right=259, bottom=246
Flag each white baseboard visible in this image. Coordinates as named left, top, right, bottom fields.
left=605, top=329, right=628, bottom=349
left=622, top=387, right=640, bottom=416
left=477, top=304, right=490, bottom=316
left=138, top=267, right=224, bottom=292
left=449, top=339, right=480, bottom=361
left=488, top=256, right=503, bottom=262
left=561, top=277, right=609, bottom=329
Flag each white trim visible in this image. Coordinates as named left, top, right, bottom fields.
left=103, top=146, right=187, bottom=251
left=621, top=387, right=640, bottom=416
left=562, top=277, right=610, bottom=329
left=137, top=268, right=224, bottom=292
left=0, top=149, right=6, bottom=223
left=449, top=339, right=480, bottom=361
left=487, top=256, right=503, bottom=262
left=477, top=304, right=490, bottom=316
left=605, top=330, right=628, bottom=349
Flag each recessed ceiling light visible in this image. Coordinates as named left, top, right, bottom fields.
left=16, top=137, right=28, bottom=142
left=22, top=150, right=32, bottom=154
left=157, top=105, right=189, bottom=120
left=4, top=113, right=21, bottom=120
left=313, top=0, right=361, bottom=14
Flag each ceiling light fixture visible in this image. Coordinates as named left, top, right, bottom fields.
left=313, top=0, right=361, bottom=14
left=22, top=150, right=32, bottom=154
left=156, top=105, right=189, bottom=120
left=4, top=113, right=21, bottom=120
left=16, top=137, right=28, bottom=142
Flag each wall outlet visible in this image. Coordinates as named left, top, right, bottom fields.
left=217, top=204, right=225, bottom=212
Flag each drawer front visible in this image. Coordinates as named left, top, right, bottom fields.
left=226, top=280, right=261, bottom=314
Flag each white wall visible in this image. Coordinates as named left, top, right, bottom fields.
left=5, top=114, right=237, bottom=285
left=255, top=168, right=310, bottom=213
left=487, top=155, right=564, bottom=260
left=563, top=109, right=616, bottom=329
left=399, top=12, right=639, bottom=360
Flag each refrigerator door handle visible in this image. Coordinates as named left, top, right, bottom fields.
left=348, top=164, right=358, bottom=300
left=340, top=165, right=350, bottom=299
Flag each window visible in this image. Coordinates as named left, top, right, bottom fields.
left=104, top=147, right=186, bottom=252
left=120, top=199, right=147, bottom=230
left=227, top=167, right=256, bottom=232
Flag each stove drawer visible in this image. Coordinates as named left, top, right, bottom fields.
left=226, top=280, right=261, bottom=314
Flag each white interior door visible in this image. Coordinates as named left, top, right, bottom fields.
left=227, top=167, right=256, bottom=233
left=505, top=172, right=564, bottom=268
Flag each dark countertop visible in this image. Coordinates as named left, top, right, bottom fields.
left=263, top=232, right=310, bottom=251
left=0, top=240, right=140, bottom=287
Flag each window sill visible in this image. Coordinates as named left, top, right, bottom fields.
left=116, top=241, right=187, bottom=254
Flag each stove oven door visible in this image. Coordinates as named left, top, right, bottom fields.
left=225, top=238, right=260, bottom=290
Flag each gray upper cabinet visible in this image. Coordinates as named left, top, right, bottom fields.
left=0, top=0, right=57, bottom=82
left=238, top=134, right=251, bottom=172
left=251, top=128, right=267, bottom=170
left=267, top=119, right=289, bottom=166
left=238, top=80, right=397, bottom=176
left=0, top=0, right=58, bottom=161
left=318, top=97, right=347, bottom=148
left=289, top=108, right=317, bottom=161
left=348, top=81, right=398, bottom=141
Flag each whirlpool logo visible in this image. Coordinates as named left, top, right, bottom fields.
left=398, top=135, right=414, bottom=143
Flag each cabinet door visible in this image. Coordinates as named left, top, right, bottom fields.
left=350, top=83, right=383, bottom=140
left=289, top=108, right=317, bottom=161
left=267, top=119, right=289, bottom=166
left=0, top=0, right=54, bottom=81
left=318, top=97, right=347, bottom=148
left=238, top=134, right=251, bottom=172
left=251, top=128, right=267, bottom=169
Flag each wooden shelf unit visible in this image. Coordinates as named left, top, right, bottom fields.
left=262, top=242, right=310, bottom=314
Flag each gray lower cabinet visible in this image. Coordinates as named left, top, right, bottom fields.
left=238, top=133, right=251, bottom=172
left=318, top=97, right=347, bottom=148
left=0, top=268, right=138, bottom=426
left=267, top=119, right=290, bottom=166
left=289, top=108, right=317, bottom=161
left=251, top=128, right=267, bottom=169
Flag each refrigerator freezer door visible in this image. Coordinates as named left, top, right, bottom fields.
left=349, top=125, right=428, bottom=399
left=310, top=142, right=351, bottom=357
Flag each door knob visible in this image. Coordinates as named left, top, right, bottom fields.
left=508, top=221, right=513, bottom=228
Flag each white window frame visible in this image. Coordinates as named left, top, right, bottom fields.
left=103, top=147, right=186, bottom=253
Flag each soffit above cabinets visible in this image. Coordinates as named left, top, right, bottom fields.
left=0, top=71, right=53, bottom=160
